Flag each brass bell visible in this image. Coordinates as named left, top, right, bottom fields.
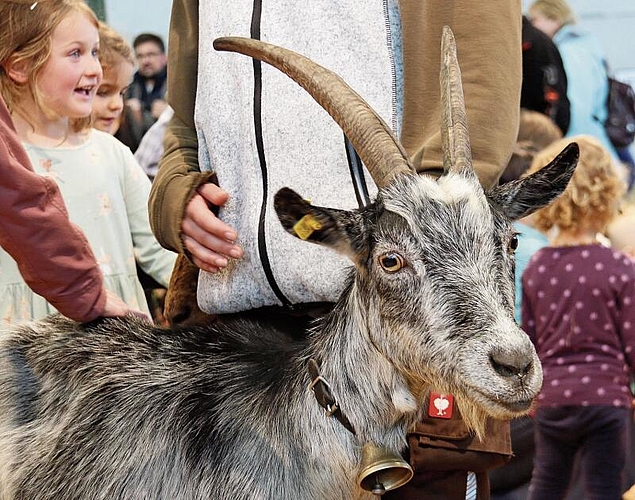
left=358, top=443, right=413, bottom=496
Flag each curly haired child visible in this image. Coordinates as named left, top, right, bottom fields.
left=521, top=135, right=635, bottom=499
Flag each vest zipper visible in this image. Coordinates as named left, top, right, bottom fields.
left=250, top=1, right=390, bottom=305
left=251, top=0, right=292, bottom=307
left=382, top=0, right=399, bottom=134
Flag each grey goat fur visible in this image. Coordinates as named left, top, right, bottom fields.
left=0, top=29, right=579, bottom=500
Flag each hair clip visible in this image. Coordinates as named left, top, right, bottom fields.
left=30, top=2, right=38, bottom=10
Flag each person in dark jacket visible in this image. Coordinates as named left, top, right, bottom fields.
left=521, top=15, right=570, bottom=135
left=122, top=33, right=168, bottom=151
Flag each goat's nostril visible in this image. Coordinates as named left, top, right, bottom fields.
left=520, top=361, right=533, bottom=376
left=490, top=356, right=515, bottom=378
left=490, top=354, right=533, bottom=379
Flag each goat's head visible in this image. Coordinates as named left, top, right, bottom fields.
left=214, top=28, right=578, bottom=433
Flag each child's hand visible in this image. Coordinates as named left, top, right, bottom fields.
left=102, top=290, right=151, bottom=322
left=125, top=98, right=143, bottom=121
left=126, top=97, right=142, bottom=112
left=150, top=99, right=168, bottom=119
left=181, top=183, right=244, bottom=273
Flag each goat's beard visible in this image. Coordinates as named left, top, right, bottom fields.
left=451, top=393, right=492, bottom=441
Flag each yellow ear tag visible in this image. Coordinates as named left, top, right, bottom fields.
left=293, top=214, right=323, bottom=240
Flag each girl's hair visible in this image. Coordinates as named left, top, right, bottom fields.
left=500, top=109, right=563, bottom=184
left=529, top=0, right=576, bottom=26
left=0, top=0, right=98, bottom=131
left=526, top=135, right=626, bottom=233
left=98, top=21, right=133, bottom=74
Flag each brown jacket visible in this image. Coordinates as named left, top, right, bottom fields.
left=0, top=96, right=106, bottom=322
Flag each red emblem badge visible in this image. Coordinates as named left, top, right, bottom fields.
left=428, top=393, right=454, bottom=419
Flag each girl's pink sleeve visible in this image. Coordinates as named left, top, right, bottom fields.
left=0, top=96, right=106, bottom=322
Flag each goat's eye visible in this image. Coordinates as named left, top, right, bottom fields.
left=509, top=234, right=519, bottom=252
left=378, top=253, right=404, bottom=273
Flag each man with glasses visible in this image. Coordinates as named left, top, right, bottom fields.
left=124, top=33, right=168, bottom=151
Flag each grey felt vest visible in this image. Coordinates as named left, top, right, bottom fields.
left=195, top=0, right=399, bottom=313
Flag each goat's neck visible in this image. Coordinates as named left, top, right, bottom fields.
left=305, top=287, right=421, bottom=451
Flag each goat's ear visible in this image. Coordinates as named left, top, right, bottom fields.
left=274, top=187, right=369, bottom=262
left=487, top=142, right=579, bottom=221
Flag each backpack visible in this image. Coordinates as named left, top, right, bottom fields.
left=604, top=77, right=635, bottom=149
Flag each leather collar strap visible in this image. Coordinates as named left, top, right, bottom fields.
left=308, top=358, right=356, bottom=435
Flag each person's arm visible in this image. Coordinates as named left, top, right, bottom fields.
left=398, top=5, right=523, bottom=482
left=148, top=0, right=241, bottom=273
left=121, top=147, right=176, bottom=288
left=400, top=0, right=522, bottom=189
left=148, top=0, right=206, bottom=250
left=0, top=96, right=112, bottom=322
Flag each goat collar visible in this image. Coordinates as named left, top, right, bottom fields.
left=308, top=359, right=356, bottom=435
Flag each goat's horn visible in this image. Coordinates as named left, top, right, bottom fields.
left=213, top=37, right=415, bottom=188
left=440, top=26, right=474, bottom=177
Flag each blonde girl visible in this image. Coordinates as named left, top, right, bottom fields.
left=0, top=0, right=175, bottom=324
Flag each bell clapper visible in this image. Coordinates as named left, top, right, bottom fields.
left=370, top=475, right=387, bottom=497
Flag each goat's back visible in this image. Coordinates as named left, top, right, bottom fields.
left=0, top=315, right=336, bottom=500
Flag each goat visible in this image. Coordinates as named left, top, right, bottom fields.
left=0, top=28, right=578, bottom=500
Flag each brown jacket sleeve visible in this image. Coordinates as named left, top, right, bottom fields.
left=401, top=0, right=522, bottom=189
left=0, top=96, right=106, bottom=322
left=148, top=0, right=215, bottom=254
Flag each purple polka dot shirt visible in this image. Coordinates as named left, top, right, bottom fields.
left=521, top=244, right=635, bottom=408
